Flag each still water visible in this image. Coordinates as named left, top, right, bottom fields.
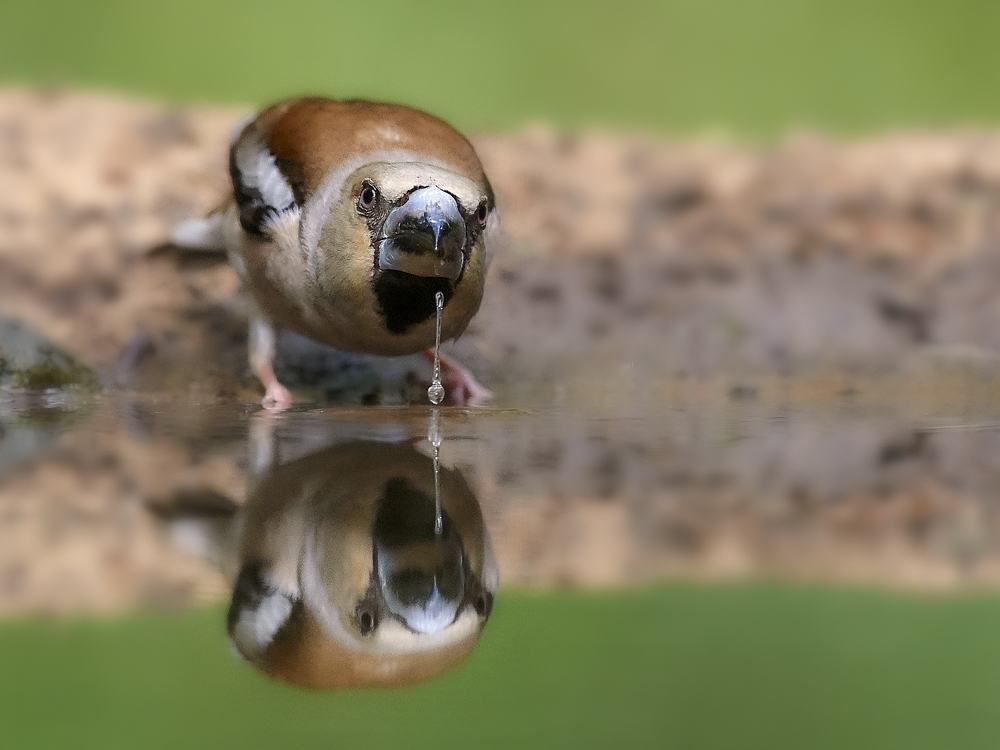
left=3, top=384, right=1000, bottom=748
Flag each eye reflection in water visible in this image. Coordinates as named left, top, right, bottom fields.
left=217, top=422, right=498, bottom=690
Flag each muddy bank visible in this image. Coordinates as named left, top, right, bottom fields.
left=4, top=90, right=1000, bottom=399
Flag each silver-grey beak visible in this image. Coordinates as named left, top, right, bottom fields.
left=378, top=186, right=467, bottom=281
left=377, top=539, right=465, bottom=635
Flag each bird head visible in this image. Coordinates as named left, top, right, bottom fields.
left=315, top=160, right=494, bottom=339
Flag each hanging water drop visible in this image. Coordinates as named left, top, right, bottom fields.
left=433, top=440, right=442, bottom=536
left=428, top=291, right=445, bottom=405
left=428, top=382, right=445, bottom=406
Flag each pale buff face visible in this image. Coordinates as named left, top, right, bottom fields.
left=306, top=160, right=493, bottom=356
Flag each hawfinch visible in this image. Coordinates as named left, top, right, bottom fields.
left=224, top=438, right=498, bottom=690
left=172, top=98, right=497, bottom=408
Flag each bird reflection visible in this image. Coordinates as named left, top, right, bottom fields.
left=169, top=423, right=497, bottom=690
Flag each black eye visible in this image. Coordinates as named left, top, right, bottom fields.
left=476, top=201, right=488, bottom=227
left=356, top=603, right=377, bottom=635
left=358, top=182, right=378, bottom=211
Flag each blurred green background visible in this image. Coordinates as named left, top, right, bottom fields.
left=4, top=583, right=1000, bottom=749
left=3, top=0, right=1000, bottom=134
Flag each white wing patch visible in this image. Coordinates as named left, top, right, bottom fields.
left=229, top=587, right=295, bottom=663
left=234, top=129, right=296, bottom=212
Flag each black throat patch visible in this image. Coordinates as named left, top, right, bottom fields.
left=373, top=271, right=454, bottom=335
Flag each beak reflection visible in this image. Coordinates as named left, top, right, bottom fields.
left=375, top=477, right=467, bottom=634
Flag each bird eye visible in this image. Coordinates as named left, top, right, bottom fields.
left=358, top=182, right=378, bottom=212
left=356, top=603, right=378, bottom=635
left=476, top=201, right=489, bottom=227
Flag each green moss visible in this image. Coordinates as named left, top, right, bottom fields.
left=12, top=361, right=82, bottom=389
left=2, top=346, right=99, bottom=392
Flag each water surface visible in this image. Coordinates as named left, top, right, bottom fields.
left=4, top=385, right=1000, bottom=747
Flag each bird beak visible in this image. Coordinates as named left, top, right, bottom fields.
left=377, top=538, right=465, bottom=634
left=378, top=186, right=467, bottom=281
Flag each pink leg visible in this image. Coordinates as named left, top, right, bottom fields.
left=249, top=316, right=292, bottom=411
left=422, top=349, right=492, bottom=405
left=256, top=361, right=293, bottom=411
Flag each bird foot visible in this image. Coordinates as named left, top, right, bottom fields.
left=423, top=350, right=492, bottom=406
left=261, top=381, right=293, bottom=411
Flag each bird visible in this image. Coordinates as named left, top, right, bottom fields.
left=225, top=437, right=496, bottom=690
left=171, top=97, right=497, bottom=409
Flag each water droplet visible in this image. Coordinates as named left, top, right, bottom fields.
left=428, top=381, right=445, bottom=405
left=428, top=407, right=443, bottom=536
left=427, top=407, right=442, bottom=447
left=433, top=440, right=443, bottom=536
left=427, top=291, right=446, bottom=405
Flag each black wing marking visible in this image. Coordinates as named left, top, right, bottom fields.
left=229, top=126, right=299, bottom=238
